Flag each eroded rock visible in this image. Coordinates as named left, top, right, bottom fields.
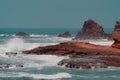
left=112, top=21, right=120, bottom=49
left=75, top=19, right=111, bottom=40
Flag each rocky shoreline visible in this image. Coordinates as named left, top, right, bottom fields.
left=22, top=21, right=120, bottom=69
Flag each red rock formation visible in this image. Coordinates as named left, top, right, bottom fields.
left=16, top=32, right=29, bottom=36
left=58, top=32, right=71, bottom=38
left=22, top=20, right=120, bottom=69
left=112, top=21, right=120, bottom=49
left=23, top=41, right=120, bottom=69
left=75, top=19, right=111, bottom=39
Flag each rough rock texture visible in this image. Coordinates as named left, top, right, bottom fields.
left=22, top=21, right=120, bottom=69
left=23, top=41, right=120, bottom=69
left=58, top=32, right=71, bottom=38
left=75, top=19, right=111, bottom=39
left=16, top=32, right=29, bottom=36
left=112, top=21, right=120, bottom=49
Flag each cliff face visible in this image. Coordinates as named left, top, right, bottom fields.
left=112, top=21, right=120, bottom=49
left=75, top=19, right=111, bottom=39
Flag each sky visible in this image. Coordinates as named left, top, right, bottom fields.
left=0, top=0, right=120, bottom=28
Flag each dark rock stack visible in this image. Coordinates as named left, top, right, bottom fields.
left=75, top=19, right=111, bottom=39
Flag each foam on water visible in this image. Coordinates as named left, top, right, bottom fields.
left=89, top=40, right=114, bottom=46
left=22, top=55, right=69, bottom=68
left=0, top=72, right=72, bottom=79
left=0, top=38, right=57, bottom=56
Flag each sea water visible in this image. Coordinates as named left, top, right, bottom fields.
left=0, top=28, right=120, bottom=80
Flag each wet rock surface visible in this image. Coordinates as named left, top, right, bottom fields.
left=58, top=32, right=71, bottom=38
left=6, top=52, right=17, bottom=57
left=0, top=64, right=24, bottom=69
left=16, top=32, right=29, bottom=36
left=75, top=19, right=112, bottom=40
left=22, top=21, right=120, bottom=69
left=23, top=41, right=120, bottom=69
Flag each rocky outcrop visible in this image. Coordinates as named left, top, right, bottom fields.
left=58, top=32, right=71, bottom=38
left=111, top=21, right=120, bottom=49
left=22, top=21, right=120, bottom=69
left=23, top=41, right=120, bottom=69
left=75, top=19, right=111, bottom=39
left=16, top=32, right=29, bottom=36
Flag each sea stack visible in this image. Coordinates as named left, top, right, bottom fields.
left=75, top=19, right=111, bottom=39
left=111, top=21, right=120, bottom=49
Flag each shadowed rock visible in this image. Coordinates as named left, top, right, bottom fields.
left=16, top=32, right=29, bottom=36
left=75, top=19, right=112, bottom=40
left=0, top=64, right=24, bottom=69
left=112, top=21, right=120, bottom=49
left=58, top=32, right=71, bottom=38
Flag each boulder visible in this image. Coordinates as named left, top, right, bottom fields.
left=75, top=19, right=111, bottom=39
left=16, top=32, right=29, bottom=36
left=58, top=32, right=71, bottom=38
left=111, top=21, right=120, bottom=49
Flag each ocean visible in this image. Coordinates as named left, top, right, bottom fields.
left=0, top=28, right=120, bottom=80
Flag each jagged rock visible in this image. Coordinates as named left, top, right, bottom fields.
left=75, top=19, right=111, bottom=39
left=22, top=21, right=120, bottom=69
left=16, top=32, right=29, bottom=36
left=58, top=32, right=71, bottom=38
left=22, top=41, right=120, bottom=69
left=112, top=21, right=120, bottom=49
left=6, top=52, right=17, bottom=57
left=58, top=58, right=108, bottom=69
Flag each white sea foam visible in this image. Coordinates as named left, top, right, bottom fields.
left=89, top=40, right=113, bottom=46
left=0, top=38, right=57, bottom=54
left=78, top=39, right=114, bottom=46
left=0, top=72, right=71, bottom=79
left=29, top=34, right=49, bottom=37
left=29, top=72, right=72, bottom=79
left=22, top=55, right=69, bottom=68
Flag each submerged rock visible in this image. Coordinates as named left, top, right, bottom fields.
left=6, top=52, right=17, bottom=57
left=75, top=19, right=111, bottom=40
left=58, top=32, right=71, bottom=38
left=0, top=64, right=24, bottom=69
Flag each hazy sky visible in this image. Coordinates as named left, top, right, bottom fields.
left=0, top=0, right=120, bottom=28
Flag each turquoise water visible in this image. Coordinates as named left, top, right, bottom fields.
left=0, top=28, right=119, bottom=80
